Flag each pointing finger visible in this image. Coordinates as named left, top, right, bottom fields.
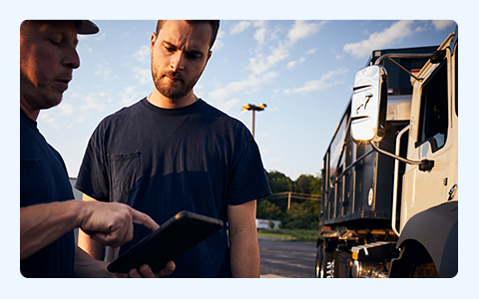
left=131, top=209, right=160, bottom=231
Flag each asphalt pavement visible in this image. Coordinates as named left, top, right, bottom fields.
left=259, top=238, right=317, bottom=278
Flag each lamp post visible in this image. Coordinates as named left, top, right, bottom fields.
left=241, top=103, right=266, bottom=137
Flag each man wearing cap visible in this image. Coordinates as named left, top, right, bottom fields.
left=75, top=20, right=271, bottom=278
left=20, top=20, right=175, bottom=278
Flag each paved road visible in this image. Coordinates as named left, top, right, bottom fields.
left=259, top=238, right=317, bottom=278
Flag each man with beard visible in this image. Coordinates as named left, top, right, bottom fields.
left=20, top=20, right=175, bottom=278
left=75, top=20, right=271, bottom=277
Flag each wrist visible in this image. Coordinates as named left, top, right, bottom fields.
left=72, top=200, right=90, bottom=229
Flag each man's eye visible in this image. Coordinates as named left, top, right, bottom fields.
left=187, top=52, right=201, bottom=60
left=49, top=39, right=61, bottom=46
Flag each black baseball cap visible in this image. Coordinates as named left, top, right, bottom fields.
left=75, top=20, right=99, bottom=34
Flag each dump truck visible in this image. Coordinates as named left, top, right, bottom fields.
left=316, top=29, right=458, bottom=278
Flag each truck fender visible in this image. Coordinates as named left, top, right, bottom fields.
left=396, top=200, right=458, bottom=277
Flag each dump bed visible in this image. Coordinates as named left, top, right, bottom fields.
left=320, top=46, right=437, bottom=229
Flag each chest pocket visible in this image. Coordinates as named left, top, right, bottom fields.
left=108, top=152, right=141, bottom=204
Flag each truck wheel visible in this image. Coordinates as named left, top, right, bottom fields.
left=389, top=242, right=439, bottom=278
left=315, top=247, right=326, bottom=278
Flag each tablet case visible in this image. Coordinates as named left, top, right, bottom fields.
left=107, top=210, right=224, bottom=273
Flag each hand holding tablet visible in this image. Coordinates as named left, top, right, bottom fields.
left=108, top=211, right=224, bottom=273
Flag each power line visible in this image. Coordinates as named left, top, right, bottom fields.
left=263, top=192, right=320, bottom=209
left=266, top=192, right=320, bottom=200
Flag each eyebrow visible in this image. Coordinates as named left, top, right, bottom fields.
left=163, top=41, right=204, bottom=56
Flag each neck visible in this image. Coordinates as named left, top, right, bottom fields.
left=20, top=100, right=40, bottom=121
left=147, top=89, right=197, bottom=109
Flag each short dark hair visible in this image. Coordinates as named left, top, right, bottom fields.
left=155, top=20, right=220, bottom=50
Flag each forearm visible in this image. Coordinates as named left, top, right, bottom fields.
left=21, top=193, right=159, bottom=263
left=74, top=246, right=115, bottom=278
left=229, top=227, right=260, bottom=277
left=78, top=227, right=106, bottom=261
left=227, top=201, right=260, bottom=278
left=77, top=194, right=106, bottom=260
left=20, top=200, right=84, bottom=260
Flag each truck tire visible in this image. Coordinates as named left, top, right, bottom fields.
left=389, top=241, right=439, bottom=277
left=315, top=247, right=325, bottom=278
left=393, top=201, right=457, bottom=278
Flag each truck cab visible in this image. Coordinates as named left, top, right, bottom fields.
left=316, top=31, right=458, bottom=278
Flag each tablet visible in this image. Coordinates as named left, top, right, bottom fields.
left=107, top=210, right=224, bottom=273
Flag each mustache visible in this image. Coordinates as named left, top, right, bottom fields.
left=163, top=71, right=183, bottom=81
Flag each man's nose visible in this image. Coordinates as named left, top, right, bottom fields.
left=62, top=47, right=80, bottom=69
left=170, top=51, right=185, bottom=71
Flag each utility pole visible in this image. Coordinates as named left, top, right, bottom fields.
left=241, top=103, right=266, bottom=137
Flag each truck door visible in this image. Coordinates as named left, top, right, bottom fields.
left=400, top=46, right=457, bottom=232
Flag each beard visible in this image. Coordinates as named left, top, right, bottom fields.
left=151, top=59, right=202, bottom=100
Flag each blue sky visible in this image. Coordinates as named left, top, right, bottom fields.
left=37, top=20, right=456, bottom=180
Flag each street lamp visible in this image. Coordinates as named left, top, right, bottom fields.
left=241, top=103, right=267, bottom=137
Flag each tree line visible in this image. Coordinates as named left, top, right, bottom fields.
left=258, top=171, right=322, bottom=230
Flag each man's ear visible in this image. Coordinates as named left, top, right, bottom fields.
left=206, top=50, right=212, bottom=63
left=150, top=32, right=157, bottom=55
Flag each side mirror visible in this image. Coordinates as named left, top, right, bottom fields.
left=350, top=65, right=388, bottom=142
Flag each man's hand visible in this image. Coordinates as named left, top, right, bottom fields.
left=113, top=261, right=176, bottom=278
left=74, top=246, right=175, bottom=278
left=79, top=201, right=159, bottom=248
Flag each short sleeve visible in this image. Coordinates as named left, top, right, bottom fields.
left=75, top=124, right=110, bottom=202
left=226, top=137, right=271, bottom=205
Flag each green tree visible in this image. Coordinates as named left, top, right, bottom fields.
left=257, top=199, right=282, bottom=220
left=261, top=170, right=322, bottom=230
left=281, top=202, right=319, bottom=230
left=266, top=170, right=294, bottom=193
left=294, top=174, right=322, bottom=196
left=310, top=175, right=322, bottom=196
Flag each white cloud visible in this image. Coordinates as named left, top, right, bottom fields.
left=58, top=102, right=74, bottom=116
left=212, top=39, right=224, bottom=51
left=211, top=97, right=241, bottom=113
left=288, top=21, right=327, bottom=45
left=94, top=61, right=117, bottom=80
left=267, top=42, right=289, bottom=65
left=247, top=41, right=290, bottom=76
left=432, top=20, right=455, bottom=31
left=209, top=71, right=278, bottom=102
left=343, top=20, right=416, bottom=58
left=211, top=30, right=225, bottom=51
left=284, top=67, right=348, bottom=95
left=209, top=21, right=325, bottom=111
left=79, top=94, right=107, bottom=115
left=119, top=85, right=142, bottom=106
left=39, top=111, right=56, bottom=125
left=254, top=27, right=267, bottom=45
left=230, top=20, right=268, bottom=46
left=133, top=66, right=151, bottom=85
left=76, top=115, right=85, bottom=123
left=286, top=57, right=306, bottom=70
left=247, top=21, right=325, bottom=76
left=78, top=43, right=94, bottom=53
left=95, top=33, right=107, bottom=41
left=231, top=21, right=252, bottom=34
left=133, top=45, right=150, bottom=64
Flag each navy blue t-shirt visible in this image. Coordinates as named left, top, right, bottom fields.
left=20, top=109, right=75, bottom=278
left=76, top=98, right=271, bottom=277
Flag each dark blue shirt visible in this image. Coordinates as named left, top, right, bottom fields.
left=76, top=98, right=271, bottom=277
left=20, top=109, right=75, bottom=277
